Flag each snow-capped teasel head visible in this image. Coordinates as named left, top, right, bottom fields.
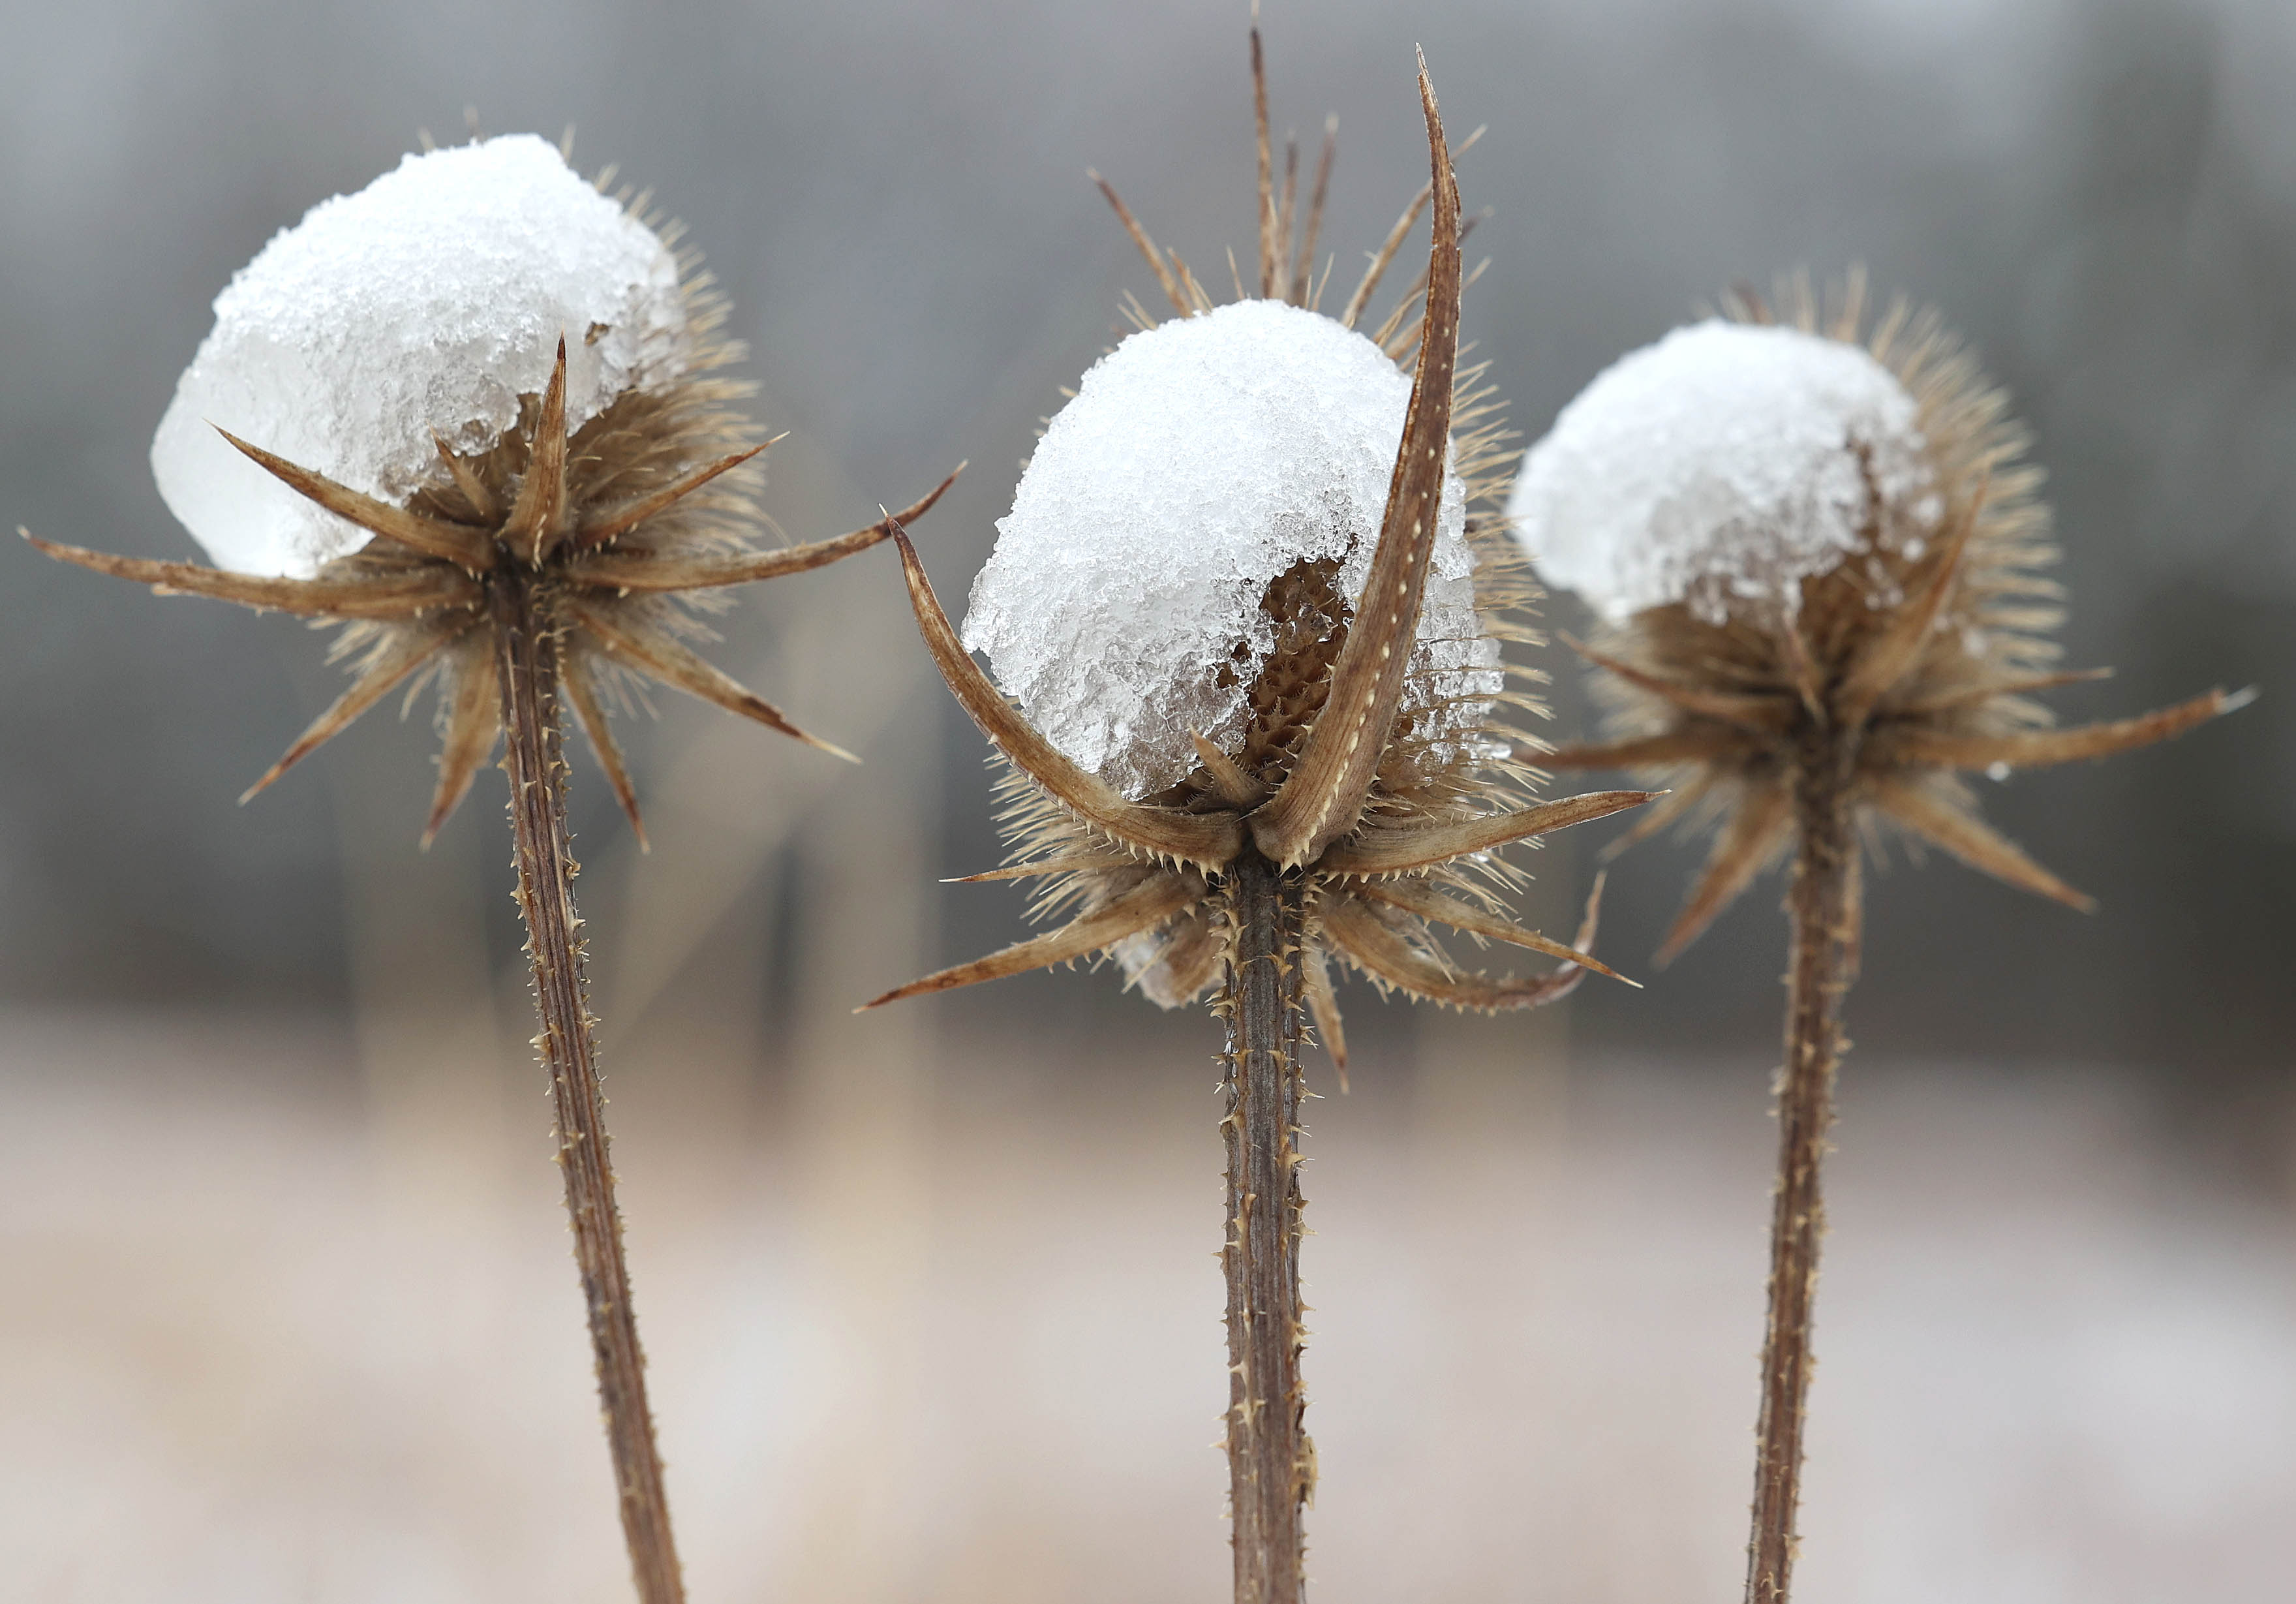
left=870, top=48, right=1660, bottom=1041
left=37, top=133, right=963, bottom=847
left=1535, top=276, right=2248, bottom=966
left=1508, top=318, right=1943, bottom=626
left=151, top=134, right=690, bottom=579
left=963, top=298, right=1490, bottom=801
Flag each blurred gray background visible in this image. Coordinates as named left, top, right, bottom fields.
left=3, top=0, right=2286, bottom=1102
left=1, top=1, right=2291, bottom=1600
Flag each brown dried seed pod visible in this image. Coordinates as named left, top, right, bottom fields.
left=1523, top=275, right=2246, bottom=957
left=869, top=75, right=1645, bottom=1047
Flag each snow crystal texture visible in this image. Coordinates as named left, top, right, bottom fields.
left=1508, top=320, right=1941, bottom=625
left=963, top=299, right=1489, bottom=801
left=151, top=134, right=688, bottom=578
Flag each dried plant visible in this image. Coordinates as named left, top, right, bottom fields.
left=25, top=136, right=953, bottom=1604
left=1516, top=273, right=2251, bottom=1604
left=863, top=40, right=1652, bottom=1603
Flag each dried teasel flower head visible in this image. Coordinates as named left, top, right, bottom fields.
left=27, top=132, right=957, bottom=844
left=1520, top=275, right=2252, bottom=962
left=866, top=52, right=1657, bottom=1062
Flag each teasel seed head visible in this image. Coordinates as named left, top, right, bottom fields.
left=865, top=52, right=1657, bottom=1066
left=1519, top=272, right=2252, bottom=963
left=26, top=132, right=958, bottom=846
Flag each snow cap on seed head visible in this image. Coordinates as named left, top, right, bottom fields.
left=962, top=298, right=1492, bottom=801
left=1507, top=318, right=1943, bottom=626
left=151, top=134, right=689, bottom=580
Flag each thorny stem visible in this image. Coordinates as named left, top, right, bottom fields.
left=1220, top=851, right=1313, bottom=1604
left=492, top=568, right=686, bottom=1604
left=1744, top=728, right=1861, bottom=1604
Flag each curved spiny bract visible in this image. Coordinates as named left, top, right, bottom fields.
left=1544, top=276, right=2249, bottom=957
left=869, top=56, right=1656, bottom=1053
left=31, top=260, right=960, bottom=843
left=1247, top=55, right=1463, bottom=871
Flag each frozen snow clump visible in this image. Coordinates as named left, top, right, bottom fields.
left=962, top=298, right=1490, bottom=801
left=152, top=134, right=688, bottom=578
left=1507, top=320, right=1941, bottom=625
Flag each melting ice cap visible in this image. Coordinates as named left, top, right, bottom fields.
left=151, top=134, right=688, bottom=579
left=963, top=298, right=1490, bottom=801
left=1507, top=319, right=1942, bottom=625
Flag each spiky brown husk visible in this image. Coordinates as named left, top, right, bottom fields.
left=985, top=512, right=1606, bottom=1039
left=1548, top=271, right=2242, bottom=959
left=869, top=65, right=1651, bottom=1062
left=30, top=208, right=959, bottom=844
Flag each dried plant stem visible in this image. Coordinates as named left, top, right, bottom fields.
left=1219, top=851, right=1313, bottom=1604
left=492, top=568, right=685, bottom=1604
left=1744, top=731, right=1861, bottom=1604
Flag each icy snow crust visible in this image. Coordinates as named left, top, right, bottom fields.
left=963, top=299, right=1487, bottom=801
left=151, top=134, right=688, bottom=578
left=1507, top=320, right=1941, bottom=625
